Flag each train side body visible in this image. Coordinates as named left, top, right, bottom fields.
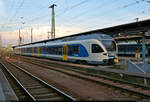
left=13, top=34, right=118, bottom=64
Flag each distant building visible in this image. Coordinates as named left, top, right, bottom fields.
left=7, top=44, right=13, bottom=52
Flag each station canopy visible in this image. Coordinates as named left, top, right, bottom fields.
left=13, top=19, right=150, bottom=47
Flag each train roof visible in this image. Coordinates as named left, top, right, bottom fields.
left=118, top=43, right=150, bottom=45
left=13, top=33, right=112, bottom=48
left=13, top=19, right=150, bottom=48
left=15, top=39, right=100, bottom=48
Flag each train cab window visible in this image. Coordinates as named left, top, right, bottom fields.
left=92, top=44, right=104, bottom=53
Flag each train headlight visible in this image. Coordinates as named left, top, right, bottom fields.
left=114, top=58, right=119, bottom=63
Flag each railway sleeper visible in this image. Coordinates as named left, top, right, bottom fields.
left=30, top=90, right=53, bottom=95
left=33, top=93, right=58, bottom=99
left=23, top=84, right=42, bottom=87
left=26, top=85, right=45, bottom=89
left=29, top=87, right=53, bottom=92
left=20, top=81, right=40, bottom=86
left=30, top=91, right=54, bottom=96
left=37, top=97, right=63, bottom=101
left=21, top=81, right=41, bottom=84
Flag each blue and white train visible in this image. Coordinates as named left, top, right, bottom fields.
left=13, top=33, right=118, bottom=64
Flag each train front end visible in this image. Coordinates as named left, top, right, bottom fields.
left=101, top=39, right=118, bottom=64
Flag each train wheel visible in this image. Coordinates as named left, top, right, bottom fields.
left=75, top=60, right=81, bottom=64
left=76, top=60, right=87, bottom=65
left=81, top=60, right=87, bottom=65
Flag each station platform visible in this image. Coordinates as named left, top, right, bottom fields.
left=0, top=69, right=18, bottom=101
left=96, top=65, right=150, bottom=79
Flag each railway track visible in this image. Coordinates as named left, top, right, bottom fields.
left=0, top=60, right=76, bottom=101
left=17, top=57, right=150, bottom=99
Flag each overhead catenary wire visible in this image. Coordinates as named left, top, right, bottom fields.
left=18, top=0, right=89, bottom=27
left=82, top=7, right=150, bottom=32
left=60, top=0, right=147, bottom=31
left=62, top=0, right=145, bottom=27
left=1, top=0, right=150, bottom=35
left=25, top=0, right=61, bottom=23
left=56, top=0, right=149, bottom=34
left=9, top=0, right=25, bottom=23
left=58, top=0, right=119, bottom=25
left=56, top=0, right=89, bottom=17
left=6, top=0, right=16, bottom=23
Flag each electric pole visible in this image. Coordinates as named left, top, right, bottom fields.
left=0, top=34, right=2, bottom=48
left=135, top=18, right=139, bottom=22
left=18, top=29, right=22, bottom=45
left=47, top=31, right=51, bottom=39
left=49, top=4, right=56, bottom=39
left=31, top=28, right=33, bottom=43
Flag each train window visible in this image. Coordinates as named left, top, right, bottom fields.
left=21, top=48, right=23, bottom=53
left=68, top=46, right=79, bottom=56
left=29, top=47, right=32, bottom=53
left=44, top=47, right=48, bottom=52
left=40, top=47, right=43, bottom=53
left=58, top=47, right=62, bottom=55
left=34, top=47, right=37, bottom=53
left=47, top=46, right=62, bottom=55
left=92, top=44, right=104, bottom=53
left=48, top=47, right=52, bottom=54
left=27, top=47, right=32, bottom=53
left=101, top=40, right=116, bottom=51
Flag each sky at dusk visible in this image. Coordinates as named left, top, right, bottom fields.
left=0, top=0, right=150, bottom=47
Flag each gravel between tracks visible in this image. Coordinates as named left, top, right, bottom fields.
left=8, top=58, right=134, bottom=100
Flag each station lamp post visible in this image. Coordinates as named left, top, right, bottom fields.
left=142, top=31, right=146, bottom=62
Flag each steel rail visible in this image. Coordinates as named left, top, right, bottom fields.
left=8, top=61, right=76, bottom=101
left=24, top=58, right=150, bottom=89
left=0, top=62, right=35, bottom=101
left=23, top=59, right=150, bottom=99
left=21, top=55, right=150, bottom=79
left=1, top=61, right=76, bottom=101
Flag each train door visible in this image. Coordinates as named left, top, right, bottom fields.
left=63, top=44, right=67, bottom=61
left=25, top=48, right=27, bottom=55
left=32, top=47, right=34, bottom=56
left=37, top=47, right=40, bottom=57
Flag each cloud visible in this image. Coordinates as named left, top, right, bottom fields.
left=2, top=12, right=149, bottom=47
left=0, top=25, right=86, bottom=47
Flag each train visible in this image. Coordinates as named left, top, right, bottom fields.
left=118, top=43, right=150, bottom=57
left=13, top=33, right=118, bottom=65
